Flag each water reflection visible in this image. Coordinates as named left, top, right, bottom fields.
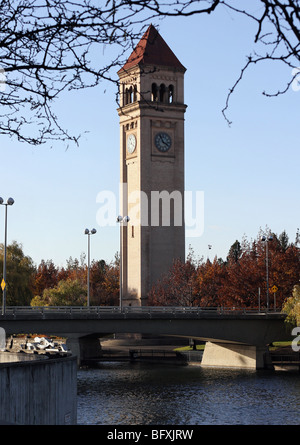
left=77, top=362, right=300, bottom=425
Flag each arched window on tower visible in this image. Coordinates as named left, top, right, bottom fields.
left=159, top=83, right=166, bottom=102
left=124, top=85, right=137, bottom=105
left=124, top=87, right=129, bottom=105
left=151, top=83, right=158, bottom=102
left=151, top=83, right=175, bottom=103
left=133, top=84, right=137, bottom=102
left=129, top=86, right=134, bottom=103
left=168, top=85, right=174, bottom=103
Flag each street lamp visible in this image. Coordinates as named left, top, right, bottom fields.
left=84, top=228, right=97, bottom=307
left=116, top=215, right=130, bottom=308
left=262, top=235, right=273, bottom=311
left=0, top=197, right=14, bottom=315
left=207, top=244, right=212, bottom=261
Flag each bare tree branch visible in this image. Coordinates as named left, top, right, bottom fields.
left=0, top=0, right=299, bottom=144
left=220, top=0, right=300, bottom=124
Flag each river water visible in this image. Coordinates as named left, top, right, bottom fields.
left=76, top=361, right=300, bottom=425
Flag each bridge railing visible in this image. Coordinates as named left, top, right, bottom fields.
left=2, top=305, right=281, bottom=317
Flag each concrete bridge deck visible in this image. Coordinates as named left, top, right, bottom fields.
left=0, top=306, right=292, bottom=369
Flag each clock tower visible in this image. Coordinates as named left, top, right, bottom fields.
left=117, top=25, right=187, bottom=306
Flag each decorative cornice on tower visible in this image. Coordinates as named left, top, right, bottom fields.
left=118, top=24, right=186, bottom=74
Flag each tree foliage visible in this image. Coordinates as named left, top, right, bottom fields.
left=148, top=256, right=198, bottom=307
left=0, top=241, right=119, bottom=306
left=0, top=0, right=299, bottom=144
left=282, top=284, right=300, bottom=326
left=148, top=229, right=300, bottom=311
left=33, top=259, right=59, bottom=296
left=31, top=253, right=120, bottom=306
left=2, top=229, right=300, bottom=311
left=42, top=278, right=87, bottom=306
left=0, top=241, right=35, bottom=305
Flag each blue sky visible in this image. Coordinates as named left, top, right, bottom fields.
left=0, top=4, right=299, bottom=268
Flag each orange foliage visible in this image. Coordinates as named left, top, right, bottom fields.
left=32, top=230, right=300, bottom=309
left=148, top=230, right=300, bottom=309
left=32, top=256, right=120, bottom=306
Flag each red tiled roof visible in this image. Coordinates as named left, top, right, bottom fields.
left=118, top=24, right=186, bottom=73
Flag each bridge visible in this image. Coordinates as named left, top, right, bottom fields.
left=0, top=306, right=292, bottom=369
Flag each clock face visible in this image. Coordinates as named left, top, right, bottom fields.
left=127, top=134, right=136, bottom=154
left=155, top=132, right=172, bottom=152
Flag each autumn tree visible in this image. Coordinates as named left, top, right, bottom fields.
left=266, top=236, right=300, bottom=308
left=31, top=253, right=121, bottom=306
left=221, top=239, right=264, bottom=308
left=32, top=259, right=59, bottom=296
left=148, top=257, right=198, bottom=306
left=100, top=255, right=120, bottom=306
left=89, top=260, right=108, bottom=305
left=194, top=257, right=228, bottom=307
left=0, top=1, right=299, bottom=145
left=220, top=231, right=300, bottom=309
left=148, top=229, right=300, bottom=309
left=32, top=256, right=88, bottom=306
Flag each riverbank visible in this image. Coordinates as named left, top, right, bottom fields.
left=97, top=337, right=300, bottom=372
left=7, top=334, right=300, bottom=372
left=82, top=336, right=193, bottom=366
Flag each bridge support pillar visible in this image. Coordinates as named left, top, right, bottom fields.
left=66, top=336, right=102, bottom=367
left=201, top=342, right=274, bottom=370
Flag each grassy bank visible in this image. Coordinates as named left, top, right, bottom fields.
left=175, top=342, right=296, bottom=352
left=174, top=345, right=205, bottom=352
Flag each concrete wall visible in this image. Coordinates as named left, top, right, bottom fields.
left=0, top=351, right=48, bottom=363
left=201, top=342, right=273, bottom=370
left=0, top=354, right=77, bottom=425
left=66, top=336, right=102, bottom=366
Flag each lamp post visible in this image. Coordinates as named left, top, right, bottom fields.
left=0, top=197, right=14, bottom=315
left=84, top=228, right=97, bottom=307
left=116, top=215, right=130, bottom=308
left=262, top=235, right=273, bottom=311
left=207, top=244, right=212, bottom=261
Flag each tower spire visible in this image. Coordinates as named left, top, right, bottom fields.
left=119, top=24, right=186, bottom=73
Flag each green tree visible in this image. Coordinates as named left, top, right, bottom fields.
left=282, top=284, right=300, bottom=326
left=40, top=278, right=87, bottom=306
left=227, top=240, right=242, bottom=263
left=278, top=230, right=290, bottom=252
left=0, top=241, right=35, bottom=305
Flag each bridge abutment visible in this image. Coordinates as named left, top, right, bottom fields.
left=66, top=336, right=102, bottom=366
left=201, top=342, right=274, bottom=370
